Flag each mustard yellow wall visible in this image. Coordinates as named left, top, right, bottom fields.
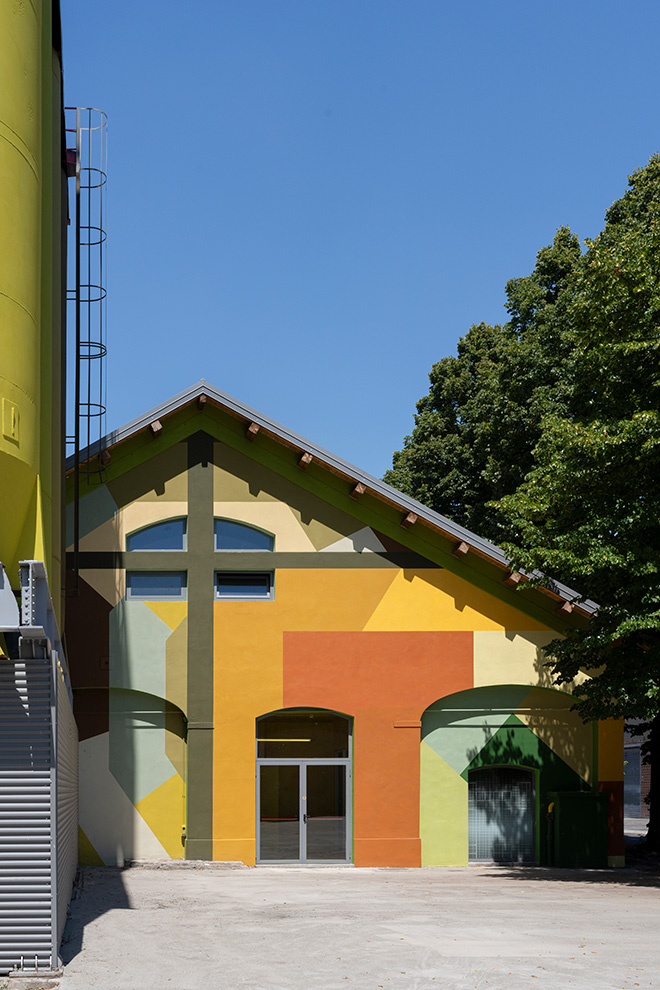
left=0, top=0, right=65, bottom=618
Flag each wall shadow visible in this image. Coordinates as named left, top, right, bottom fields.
left=60, top=867, right=132, bottom=965
left=480, top=863, right=660, bottom=889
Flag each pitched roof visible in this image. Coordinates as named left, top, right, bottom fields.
left=67, top=379, right=596, bottom=617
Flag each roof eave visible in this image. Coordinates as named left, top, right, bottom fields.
left=65, top=380, right=597, bottom=619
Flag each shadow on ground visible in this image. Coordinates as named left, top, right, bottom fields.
left=491, top=854, right=660, bottom=888
left=61, top=868, right=132, bottom=964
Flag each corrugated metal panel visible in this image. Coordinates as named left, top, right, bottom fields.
left=0, top=657, right=54, bottom=974
left=55, top=655, right=78, bottom=946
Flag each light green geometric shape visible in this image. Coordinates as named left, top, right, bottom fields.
left=109, top=599, right=171, bottom=698
left=420, top=741, right=468, bottom=866
left=66, top=484, right=118, bottom=544
left=422, top=685, right=531, bottom=776
left=109, top=689, right=179, bottom=806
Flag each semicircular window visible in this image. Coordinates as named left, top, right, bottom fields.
left=126, top=518, right=186, bottom=551
left=215, top=519, right=274, bottom=552
left=257, top=711, right=350, bottom=759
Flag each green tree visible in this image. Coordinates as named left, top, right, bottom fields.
left=497, top=155, right=660, bottom=848
left=384, top=227, right=581, bottom=544
left=387, top=156, right=660, bottom=848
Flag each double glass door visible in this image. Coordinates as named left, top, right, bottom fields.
left=256, top=710, right=352, bottom=864
left=258, top=762, right=350, bottom=862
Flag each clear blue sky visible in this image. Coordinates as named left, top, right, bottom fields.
left=61, top=0, right=660, bottom=477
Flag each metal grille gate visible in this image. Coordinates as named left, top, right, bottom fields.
left=0, top=562, right=78, bottom=975
left=0, top=658, right=53, bottom=972
left=468, top=766, right=535, bottom=864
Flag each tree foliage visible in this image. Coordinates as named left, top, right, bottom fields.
left=498, top=155, right=660, bottom=846
left=384, top=227, right=581, bottom=544
left=388, top=156, right=660, bottom=843
left=498, top=156, right=660, bottom=722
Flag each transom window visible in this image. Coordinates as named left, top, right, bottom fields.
left=126, top=518, right=186, bottom=551
left=257, top=711, right=350, bottom=759
left=214, top=519, right=274, bottom=552
left=126, top=571, right=187, bottom=601
left=215, top=571, right=273, bottom=600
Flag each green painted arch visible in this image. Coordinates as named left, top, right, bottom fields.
left=420, top=685, right=594, bottom=866
left=422, top=685, right=531, bottom=777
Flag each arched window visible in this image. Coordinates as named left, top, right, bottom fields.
left=257, top=710, right=350, bottom=759
left=126, top=518, right=186, bottom=551
left=214, top=519, right=274, bottom=552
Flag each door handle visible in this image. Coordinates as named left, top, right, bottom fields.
left=303, top=813, right=308, bottom=824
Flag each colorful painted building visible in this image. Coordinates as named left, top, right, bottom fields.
left=67, top=381, right=624, bottom=870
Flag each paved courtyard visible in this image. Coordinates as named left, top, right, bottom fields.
left=58, top=859, right=659, bottom=990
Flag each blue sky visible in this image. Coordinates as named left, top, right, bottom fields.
left=61, top=1, right=660, bottom=477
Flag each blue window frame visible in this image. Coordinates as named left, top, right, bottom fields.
left=126, top=571, right=187, bottom=601
left=126, top=518, right=187, bottom=551
left=214, top=519, right=274, bottom=552
left=215, top=572, right=273, bottom=600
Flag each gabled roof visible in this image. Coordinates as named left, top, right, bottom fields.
left=67, top=380, right=596, bottom=618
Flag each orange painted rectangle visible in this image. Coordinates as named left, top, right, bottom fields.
left=284, top=630, right=473, bottom=857
left=354, top=838, right=421, bottom=867
left=283, top=631, right=473, bottom=712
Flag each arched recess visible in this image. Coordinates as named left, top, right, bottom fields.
left=420, top=685, right=594, bottom=866
left=79, top=687, right=187, bottom=865
left=255, top=708, right=352, bottom=863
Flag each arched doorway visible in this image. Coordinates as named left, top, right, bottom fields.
left=256, top=709, right=352, bottom=864
left=468, top=766, right=535, bottom=863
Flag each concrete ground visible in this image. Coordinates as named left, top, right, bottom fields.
left=57, top=858, right=660, bottom=990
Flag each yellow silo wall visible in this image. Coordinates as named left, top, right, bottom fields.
left=0, top=0, right=65, bottom=622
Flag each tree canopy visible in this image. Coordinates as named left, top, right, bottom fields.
left=497, top=155, right=660, bottom=723
left=384, top=226, right=581, bottom=545
left=387, top=155, right=660, bottom=842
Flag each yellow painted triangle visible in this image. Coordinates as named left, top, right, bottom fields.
left=136, top=772, right=186, bottom=860
left=145, top=601, right=188, bottom=631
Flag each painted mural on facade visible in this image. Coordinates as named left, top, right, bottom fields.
left=67, top=383, right=624, bottom=869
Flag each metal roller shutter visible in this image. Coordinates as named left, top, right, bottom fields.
left=0, top=657, right=55, bottom=974
left=55, top=656, right=78, bottom=947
